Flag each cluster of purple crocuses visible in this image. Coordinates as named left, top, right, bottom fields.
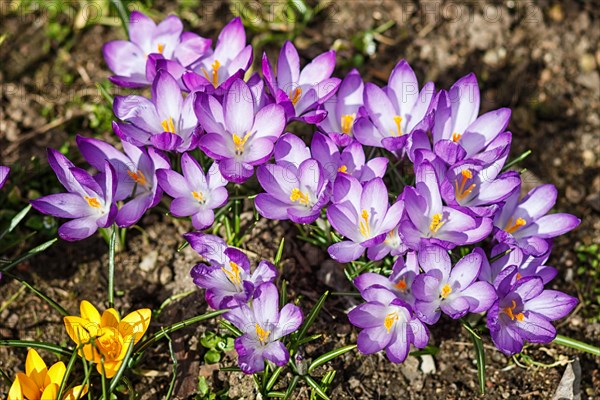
left=29, top=11, right=580, bottom=366
left=185, top=232, right=302, bottom=373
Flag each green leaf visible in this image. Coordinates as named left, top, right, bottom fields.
left=3, top=272, right=68, bottom=316
left=308, top=344, right=356, bottom=373
left=274, top=238, right=285, bottom=265
left=553, top=334, right=600, bottom=356
left=303, top=376, right=330, bottom=400
left=0, top=238, right=57, bottom=275
left=200, top=331, right=220, bottom=349
left=204, top=349, right=222, bottom=364
left=109, top=0, right=130, bottom=33
left=295, top=291, right=329, bottom=344
left=283, top=376, right=299, bottom=400
left=503, top=149, right=532, bottom=171
left=109, top=339, right=135, bottom=393
left=463, top=321, right=486, bottom=395
left=265, top=366, right=284, bottom=392
left=0, top=204, right=31, bottom=241
left=0, top=340, right=71, bottom=357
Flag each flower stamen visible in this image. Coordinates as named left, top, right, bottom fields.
left=255, top=323, right=270, bottom=343
left=128, top=170, right=147, bottom=186
left=290, top=188, right=310, bottom=206
left=389, top=115, right=403, bottom=137
left=233, top=133, right=251, bottom=155
left=201, top=59, right=221, bottom=87
left=289, top=87, right=302, bottom=106
left=502, top=300, right=524, bottom=321
left=384, top=312, right=398, bottom=332
left=452, top=132, right=462, bottom=142
left=192, top=191, right=205, bottom=204
left=157, top=43, right=165, bottom=54
left=221, top=261, right=242, bottom=285
left=358, top=209, right=371, bottom=237
left=429, top=213, right=445, bottom=233
left=338, top=165, right=348, bottom=173
left=161, top=116, right=176, bottom=134
left=440, top=284, right=452, bottom=299
left=85, top=196, right=101, bottom=209
left=340, top=114, right=355, bottom=135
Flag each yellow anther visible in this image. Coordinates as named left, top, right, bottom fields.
left=157, top=43, right=165, bottom=54
left=340, top=114, right=355, bottom=134
left=290, top=188, right=310, bottom=206
left=389, top=115, right=403, bottom=137
left=429, top=213, right=445, bottom=233
left=358, top=209, right=371, bottom=237
left=289, top=87, right=302, bottom=106
left=502, top=300, right=524, bottom=321
left=452, top=132, right=462, bottom=142
left=221, top=261, right=242, bottom=285
left=201, top=59, right=221, bottom=87
left=384, top=312, right=399, bottom=333
left=255, top=323, right=270, bottom=343
left=192, top=191, right=205, bottom=203
left=338, top=165, right=348, bottom=173
left=233, top=133, right=251, bottom=154
left=128, top=170, right=147, bottom=186
left=440, top=284, right=452, bottom=298
left=85, top=196, right=101, bottom=209
left=454, top=169, right=476, bottom=201
left=161, top=116, right=176, bottom=133
left=505, top=217, right=526, bottom=234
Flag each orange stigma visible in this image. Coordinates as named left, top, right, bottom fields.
left=289, top=87, right=302, bottom=106
left=454, top=169, right=476, bottom=201
left=157, top=43, right=165, bottom=54
left=502, top=300, right=524, bottom=321
left=505, top=217, right=526, bottom=234
left=452, top=132, right=462, bottom=142
left=128, top=170, right=147, bottom=186
left=389, top=115, right=403, bottom=137
left=201, top=59, right=221, bottom=87
left=384, top=312, right=399, bottom=332
left=85, top=196, right=101, bottom=209
left=340, top=114, right=355, bottom=134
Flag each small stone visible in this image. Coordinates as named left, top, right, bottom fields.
left=552, top=358, right=581, bottom=400
left=565, top=186, right=585, bottom=204
left=159, top=266, right=173, bottom=285
left=585, top=192, right=600, bottom=212
left=579, top=53, right=597, bottom=73
left=139, top=250, right=158, bottom=273
left=548, top=4, right=564, bottom=22
left=420, top=355, right=436, bottom=374
left=582, top=150, right=596, bottom=167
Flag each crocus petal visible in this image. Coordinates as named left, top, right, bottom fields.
left=348, top=303, right=388, bottom=328
left=277, top=41, right=300, bottom=88
left=255, top=194, right=291, bottom=220
left=224, top=79, right=254, bottom=134
left=251, top=104, right=286, bottom=142
left=119, top=308, right=151, bottom=343
left=357, top=327, right=392, bottom=355
left=449, top=251, right=482, bottom=289
left=518, top=213, right=581, bottom=239
left=448, top=73, right=480, bottom=134
left=58, top=216, right=100, bottom=241
left=524, top=290, right=578, bottom=320
left=518, top=312, right=556, bottom=343
left=328, top=240, right=365, bottom=263
left=274, top=303, right=303, bottom=339
left=263, top=341, right=290, bottom=366
left=517, top=184, right=557, bottom=220
left=460, top=281, right=497, bottom=313
left=253, top=283, right=280, bottom=327
left=116, top=194, right=153, bottom=227
left=157, top=169, right=190, bottom=198
left=170, top=197, right=201, bottom=217
left=385, top=324, right=411, bottom=363
left=489, top=322, right=523, bottom=356
left=31, top=194, right=92, bottom=219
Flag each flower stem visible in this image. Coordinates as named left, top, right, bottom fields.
left=553, top=334, right=600, bottom=356
left=108, top=225, right=117, bottom=308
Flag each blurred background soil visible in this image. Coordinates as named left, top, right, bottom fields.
left=1, top=0, right=599, bottom=398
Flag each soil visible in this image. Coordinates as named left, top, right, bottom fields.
left=1, top=1, right=599, bottom=399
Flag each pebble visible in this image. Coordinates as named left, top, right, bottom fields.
left=579, top=53, right=597, bottom=72
left=139, top=250, right=158, bottom=273
left=420, top=355, right=436, bottom=374
left=582, top=150, right=596, bottom=167
left=565, top=186, right=585, bottom=204
left=159, top=266, right=173, bottom=285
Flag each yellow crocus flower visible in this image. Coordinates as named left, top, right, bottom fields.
left=63, top=300, right=151, bottom=378
left=7, top=348, right=87, bottom=400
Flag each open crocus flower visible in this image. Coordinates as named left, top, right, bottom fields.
left=0, top=166, right=9, bottom=189
left=262, top=40, right=340, bottom=123
left=493, top=184, right=580, bottom=256
left=157, top=153, right=228, bottom=230
left=196, top=79, right=286, bottom=183
left=7, top=348, right=87, bottom=400
left=103, top=11, right=210, bottom=88
left=188, top=241, right=277, bottom=309
left=439, top=158, right=521, bottom=217
left=348, top=286, right=429, bottom=363
left=412, top=246, right=497, bottom=324
left=424, top=74, right=512, bottom=164
left=224, top=283, right=303, bottom=374
left=354, top=251, right=419, bottom=307
left=479, top=244, right=557, bottom=286
left=64, top=300, right=151, bottom=378
left=366, top=222, right=408, bottom=261
left=31, top=149, right=117, bottom=241
left=400, top=160, right=492, bottom=250
left=487, top=269, right=577, bottom=355
left=113, top=70, right=199, bottom=152
left=353, top=60, right=435, bottom=155
left=76, top=136, right=169, bottom=227
left=310, top=131, right=388, bottom=184
left=317, top=68, right=364, bottom=146
left=181, top=17, right=253, bottom=91
left=255, top=157, right=330, bottom=224
left=326, top=175, right=404, bottom=263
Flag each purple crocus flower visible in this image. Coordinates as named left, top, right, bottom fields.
left=186, top=233, right=277, bottom=309
left=400, top=160, right=492, bottom=250
left=103, top=11, right=210, bottom=87
left=353, top=60, right=435, bottom=155
left=479, top=244, right=557, bottom=286
left=196, top=79, right=286, bottom=183
left=326, top=175, right=404, bottom=263
left=76, top=136, right=169, bottom=227
left=487, top=269, right=577, bottom=355
left=31, top=149, right=117, bottom=241
left=157, top=153, right=228, bottom=230
left=310, top=131, right=388, bottom=184
left=427, top=74, right=512, bottom=164
left=0, top=166, right=9, bottom=189
left=181, top=18, right=252, bottom=91
left=316, top=69, right=364, bottom=146
left=262, top=41, right=340, bottom=123
left=354, top=252, right=419, bottom=307
left=348, top=286, right=429, bottom=363
left=439, top=158, right=521, bottom=217
left=493, top=184, right=580, bottom=256
left=113, top=71, right=199, bottom=152
left=255, top=157, right=330, bottom=224
left=366, top=223, right=408, bottom=261
left=224, top=283, right=303, bottom=374
left=412, top=246, right=497, bottom=324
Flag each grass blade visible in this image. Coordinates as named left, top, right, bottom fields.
left=553, top=334, right=600, bottom=356
left=0, top=204, right=31, bottom=241
left=303, top=376, right=330, bottom=400
left=0, top=238, right=58, bottom=275
left=0, top=340, right=71, bottom=357
left=462, top=321, right=486, bottom=394
left=109, top=0, right=130, bottom=33
left=295, top=291, right=329, bottom=344
left=3, top=272, right=68, bottom=316
left=109, top=339, right=135, bottom=392
left=308, top=344, right=356, bottom=373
